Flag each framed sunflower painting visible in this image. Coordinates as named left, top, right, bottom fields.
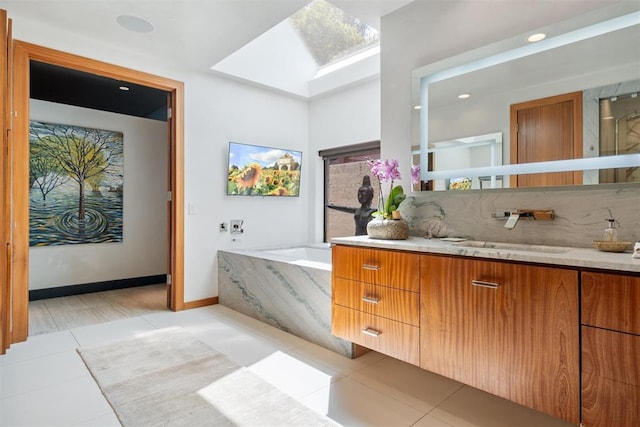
left=226, top=142, right=302, bottom=197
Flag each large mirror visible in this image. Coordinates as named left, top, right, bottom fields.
left=411, top=4, right=640, bottom=191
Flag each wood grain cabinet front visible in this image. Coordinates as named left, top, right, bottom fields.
left=331, top=245, right=420, bottom=365
left=332, top=245, right=419, bottom=291
left=581, top=272, right=640, bottom=427
left=420, top=254, right=580, bottom=424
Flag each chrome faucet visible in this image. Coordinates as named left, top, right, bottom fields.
left=492, top=210, right=554, bottom=229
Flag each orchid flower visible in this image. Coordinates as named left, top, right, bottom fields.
left=367, top=158, right=407, bottom=219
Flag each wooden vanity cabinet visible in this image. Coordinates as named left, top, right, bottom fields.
left=581, top=272, right=640, bottom=427
left=420, top=254, right=580, bottom=424
left=331, top=245, right=420, bottom=365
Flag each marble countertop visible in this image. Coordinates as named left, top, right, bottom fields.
left=331, top=236, right=640, bottom=274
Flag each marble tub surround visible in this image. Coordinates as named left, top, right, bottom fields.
left=218, top=249, right=354, bottom=357
left=399, top=185, right=639, bottom=248
left=331, top=235, right=640, bottom=273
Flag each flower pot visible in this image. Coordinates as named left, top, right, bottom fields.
left=366, top=218, right=409, bottom=240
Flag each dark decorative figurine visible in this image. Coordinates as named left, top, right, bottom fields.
left=327, top=175, right=376, bottom=235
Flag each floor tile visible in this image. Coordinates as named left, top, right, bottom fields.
left=248, top=350, right=336, bottom=399
left=199, top=327, right=282, bottom=367
left=350, top=356, right=463, bottom=413
left=299, top=376, right=426, bottom=427
left=53, top=305, right=130, bottom=330
left=142, top=305, right=225, bottom=331
left=429, top=386, right=577, bottom=427
left=70, top=316, right=156, bottom=348
left=70, top=410, right=120, bottom=427
left=0, top=350, right=89, bottom=399
left=293, top=341, right=386, bottom=377
left=413, top=414, right=455, bottom=427
left=0, top=376, right=114, bottom=426
left=251, top=321, right=315, bottom=350
left=0, top=330, right=79, bottom=366
left=27, top=300, right=59, bottom=336
left=208, top=304, right=273, bottom=331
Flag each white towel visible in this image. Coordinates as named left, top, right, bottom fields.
left=633, top=242, right=640, bottom=259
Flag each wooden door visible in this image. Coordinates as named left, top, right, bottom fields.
left=495, top=264, right=580, bottom=423
left=510, top=92, right=583, bottom=187
left=420, top=255, right=497, bottom=393
left=0, top=9, right=12, bottom=355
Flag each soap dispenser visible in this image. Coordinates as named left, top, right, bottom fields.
left=604, top=218, right=618, bottom=242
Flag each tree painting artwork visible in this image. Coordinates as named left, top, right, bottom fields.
left=29, top=121, right=124, bottom=246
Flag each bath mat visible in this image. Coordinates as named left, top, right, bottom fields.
left=77, top=326, right=337, bottom=426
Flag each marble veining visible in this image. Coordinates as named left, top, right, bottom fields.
left=399, top=185, right=639, bottom=250
left=218, top=249, right=354, bottom=357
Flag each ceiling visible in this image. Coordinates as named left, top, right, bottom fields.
left=30, top=61, right=169, bottom=120
left=7, top=0, right=414, bottom=119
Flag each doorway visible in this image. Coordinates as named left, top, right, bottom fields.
left=509, top=91, right=583, bottom=188
left=7, top=41, right=185, bottom=346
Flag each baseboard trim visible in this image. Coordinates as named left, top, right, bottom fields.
left=29, top=275, right=167, bottom=301
left=183, top=297, right=218, bottom=310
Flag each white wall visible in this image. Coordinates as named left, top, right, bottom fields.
left=11, top=7, right=382, bottom=301
left=308, top=78, right=381, bottom=242
left=11, top=12, right=313, bottom=301
left=29, top=100, right=167, bottom=290
left=183, top=72, right=310, bottom=299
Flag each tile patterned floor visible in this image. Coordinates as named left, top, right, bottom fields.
left=1, top=286, right=577, bottom=426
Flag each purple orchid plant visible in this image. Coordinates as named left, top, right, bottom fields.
left=367, top=159, right=420, bottom=219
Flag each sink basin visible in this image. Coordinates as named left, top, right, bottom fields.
left=452, top=241, right=569, bottom=254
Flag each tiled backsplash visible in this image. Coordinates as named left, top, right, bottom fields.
left=400, top=185, right=639, bottom=248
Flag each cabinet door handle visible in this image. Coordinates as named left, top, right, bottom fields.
left=362, top=264, right=380, bottom=271
left=361, top=327, right=381, bottom=337
left=471, top=280, right=500, bottom=289
left=362, top=296, right=380, bottom=304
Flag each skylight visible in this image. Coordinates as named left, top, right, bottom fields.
left=289, top=0, right=379, bottom=68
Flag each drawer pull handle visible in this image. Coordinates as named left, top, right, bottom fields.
left=362, top=264, right=380, bottom=271
left=471, top=280, right=500, bottom=289
left=361, top=327, right=380, bottom=337
left=362, top=296, right=380, bottom=304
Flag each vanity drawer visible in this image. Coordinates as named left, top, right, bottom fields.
left=332, top=245, right=419, bottom=291
left=333, top=277, right=419, bottom=326
left=582, top=326, right=640, bottom=427
left=581, top=272, right=640, bottom=335
left=582, top=326, right=640, bottom=387
left=331, top=305, right=419, bottom=365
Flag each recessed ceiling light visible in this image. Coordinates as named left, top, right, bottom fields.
left=527, top=33, right=546, bottom=43
left=119, top=86, right=130, bottom=91
left=116, top=15, right=154, bottom=33
left=458, top=93, right=470, bottom=99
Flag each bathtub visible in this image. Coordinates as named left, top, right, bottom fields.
left=218, top=244, right=355, bottom=357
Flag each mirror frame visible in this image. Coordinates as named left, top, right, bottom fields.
left=412, top=7, right=640, bottom=189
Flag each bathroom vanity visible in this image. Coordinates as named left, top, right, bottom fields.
left=331, top=236, right=640, bottom=426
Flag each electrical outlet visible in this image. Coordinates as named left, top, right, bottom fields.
left=219, top=222, right=228, bottom=232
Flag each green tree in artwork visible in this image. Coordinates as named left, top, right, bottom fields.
left=29, top=138, right=69, bottom=202
left=290, top=0, right=379, bottom=66
left=29, top=123, right=123, bottom=220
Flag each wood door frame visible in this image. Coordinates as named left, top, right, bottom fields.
left=509, top=91, right=583, bottom=188
left=9, top=41, right=185, bottom=344
left=0, top=10, right=11, bottom=354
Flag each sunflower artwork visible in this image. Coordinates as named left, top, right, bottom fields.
left=226, top=142, right=302, bottom=197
